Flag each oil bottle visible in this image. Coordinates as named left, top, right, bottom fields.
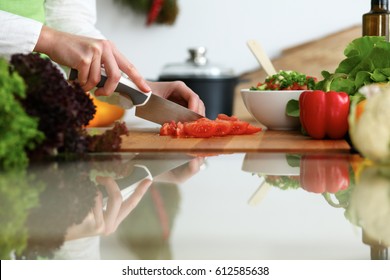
left=363, top=0, right=390, bottom=40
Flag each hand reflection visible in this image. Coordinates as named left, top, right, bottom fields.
left=65, top=178, right=152, bottom=240
left=65, top=156, right=204, bottom=240
left=154, top=156, right=205, bottom=184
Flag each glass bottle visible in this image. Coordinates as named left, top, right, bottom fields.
left=363, top=0, right=390, bottom=40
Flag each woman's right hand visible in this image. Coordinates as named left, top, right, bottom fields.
left=34, top=25, right=151, bottom=96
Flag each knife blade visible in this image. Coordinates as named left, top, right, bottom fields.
left=69, top=68, right=203, bottom=125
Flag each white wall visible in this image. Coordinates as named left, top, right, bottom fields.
left=96, top=0, right=367, bottom=80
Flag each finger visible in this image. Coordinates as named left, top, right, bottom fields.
left=186, top=93, right=205, bottom=115
left=92, top=191, right=105, bottom=233
left=172, top=82, right=205, bottom=115
left=115, top=179, right=152, bottom=227
left=95, top=51, right=121, bottom=96
left=198, top=99, right=206, bottom=116
left=96, top=176, right=122, bottom=235
left=82, top=56, right=102, bottom=93
left=165, top=158, right=203, bottom=184
left=114, top=50, right=151, bottom=93
left=188, top=157, right=205, bottom=174
left=77, top=61, right=92, bottom=88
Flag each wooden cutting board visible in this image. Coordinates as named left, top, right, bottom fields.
left=120, top=129, right=351, bottom=153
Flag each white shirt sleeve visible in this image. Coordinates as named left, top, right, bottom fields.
left=0, top=10, right=43, bottom=60
left=0, top=0, right=105, bottom=60
left=45, top=0, right=105, bottom=39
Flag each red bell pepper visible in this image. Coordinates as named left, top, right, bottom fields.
left=299, top=154, right=350, bottom=194
left=299, top=90, right=350, bottom=139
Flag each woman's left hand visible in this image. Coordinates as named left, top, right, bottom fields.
left=148, top=81, right=206, bottom=116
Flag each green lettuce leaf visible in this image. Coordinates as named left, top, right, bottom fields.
left=317, top=36, right=390, bottom=96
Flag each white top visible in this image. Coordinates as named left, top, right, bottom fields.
left=0, top=0, right=105, bottom=60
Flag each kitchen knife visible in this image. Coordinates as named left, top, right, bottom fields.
left=69, top=68, right=203, bottom=125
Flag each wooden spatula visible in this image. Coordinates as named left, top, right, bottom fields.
left=247, top=40, right=277, bottom=77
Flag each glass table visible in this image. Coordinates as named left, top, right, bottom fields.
left=1, top=151, right=388, bottom=260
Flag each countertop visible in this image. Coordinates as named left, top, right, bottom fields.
left=1, top=118, right=389, bottom=260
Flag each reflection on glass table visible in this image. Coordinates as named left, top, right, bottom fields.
left=2, top=152, right=390, bottom=260
left=243, top=152, right=390, bottom=260
left=0, top=153, right=203, bottom=260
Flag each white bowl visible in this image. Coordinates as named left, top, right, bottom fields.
left=240, top=89, right=304, bottom=130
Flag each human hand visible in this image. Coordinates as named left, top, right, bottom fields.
left=34, top=26, right=151, bottom=96
left=148, top=81, right=206, bottom=116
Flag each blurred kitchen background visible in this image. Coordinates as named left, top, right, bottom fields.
left=96, top=0, right=367, bottom=120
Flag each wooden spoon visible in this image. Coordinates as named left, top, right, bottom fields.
left=247, top=40, right=277, bottom=76
left=247, top=180, right=272, bottom=206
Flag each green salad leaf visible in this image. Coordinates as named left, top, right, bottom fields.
left=316, top=36, right=390, bottom=95
left=286, top=36, right=390, bottom=119
left=285, top=154, right=301, bottom=168
left=0, top=58, right=44, bottom=170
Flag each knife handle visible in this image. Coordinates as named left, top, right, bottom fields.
left=69, top=68, right=150, bottom=106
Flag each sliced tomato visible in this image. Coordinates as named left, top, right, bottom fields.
left=229, top=121, right=250, bottom=135
left=195, top=117, right=211, bottom=122
left=214, top=120, right=233, bottom=136
left=175, top=122, right=186, bottom=137
left=217, top=114, right=238, bottom=122
left=245, top=124, right=262, bottom=134
left=289, top=82, right=307, bottom=90
left=184, top=120, right=216, bottom=138
left=160, top=121, right=176, bottom=136
left=159, top=115, right=261, bottom=137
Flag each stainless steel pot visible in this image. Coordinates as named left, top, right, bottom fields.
left=158, top=47, right=238, bottom=119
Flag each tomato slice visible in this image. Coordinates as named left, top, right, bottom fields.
left=196, top=117, right=211, bottom=122
left=160, top=121, right=176, bottom=136
left=217, top=114, right=238, bottom=122
left=184, top=120, right=216, bottom=138
left=245, top=124, right=262, bottom=134
left=229, top=121, right=249, bottom=135
left=214, top=120, right=232, bottom=136
left=175, top=122, right=186, bottom=137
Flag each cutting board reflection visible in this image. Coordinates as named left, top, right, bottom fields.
left=120, top=129, right=350, bottom=153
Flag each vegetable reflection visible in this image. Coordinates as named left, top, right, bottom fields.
left=262, top=153, right=390, bottom=259
left=262, top=153, right=353, bottom=195
left=349, top=164, right=390, bottom=259
left=0, top=169, right=43, bottom=259
left=300, top=154, right=350, bottom=194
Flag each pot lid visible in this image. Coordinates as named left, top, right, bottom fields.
left=159, top=47, right=235, bottom=79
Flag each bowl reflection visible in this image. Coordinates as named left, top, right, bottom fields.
left=242, top=153, right=300, bottom=176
